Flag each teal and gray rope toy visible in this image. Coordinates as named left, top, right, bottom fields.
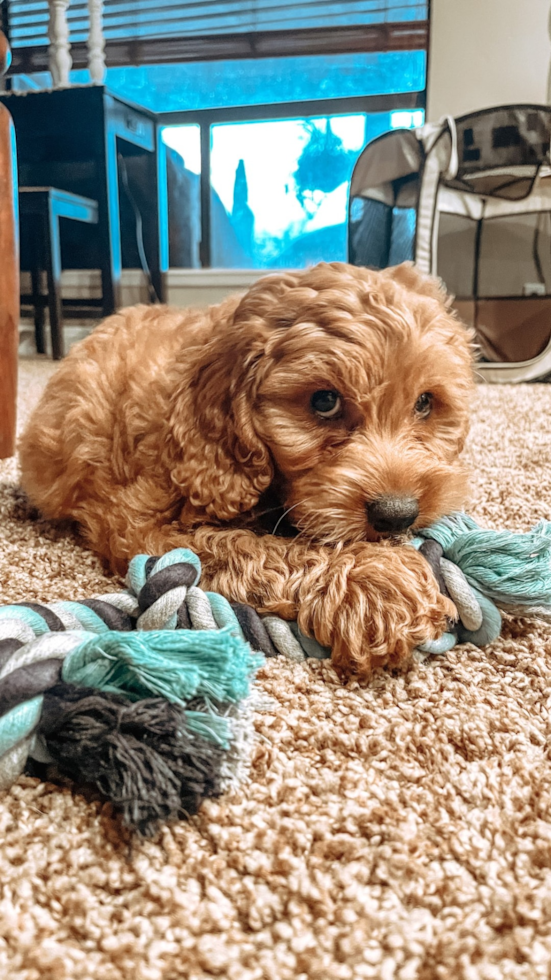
left=1, top=513, right=551, bottom=835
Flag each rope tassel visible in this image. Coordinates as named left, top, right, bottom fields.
left=62, top=629, right=263, bottom=705
left=0, top=626, right=261, bottom=834
left=38, top=684, right=227, bottom=838
left=413, top=513, right=551, bottom=653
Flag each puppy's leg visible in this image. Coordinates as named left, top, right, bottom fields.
left=110, top=521, right=455, bottom=677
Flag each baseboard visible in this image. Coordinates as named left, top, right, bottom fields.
left=20, top=268, right=268, bottom=312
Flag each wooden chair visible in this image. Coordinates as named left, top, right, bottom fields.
left=0, top=31, right=19, bottom=460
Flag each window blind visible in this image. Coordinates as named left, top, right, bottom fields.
left=8, top=0, right=427, bottom=48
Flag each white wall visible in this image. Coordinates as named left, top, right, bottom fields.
left=427, top=0, right=551, bottom=121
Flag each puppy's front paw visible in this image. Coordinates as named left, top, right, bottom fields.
left=297, top=545, right=455, bottom=678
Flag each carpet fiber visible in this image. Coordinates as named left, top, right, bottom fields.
left=1, top=360, right=551, bottom=980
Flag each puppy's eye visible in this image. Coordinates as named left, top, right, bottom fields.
left=311, top=390, right=342, bottom=418
left=414, top=392, right=433, bottom=419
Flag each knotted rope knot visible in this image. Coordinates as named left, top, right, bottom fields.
left=126, top=548, right=324, bottom=661
left=413, top=513, right=551, bottom=655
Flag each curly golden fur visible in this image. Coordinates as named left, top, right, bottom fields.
left=19, top=262, right=474, bottom=676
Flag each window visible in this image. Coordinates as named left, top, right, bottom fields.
left=159, top=102, right=425, bottom=269
left=162, top=108, right=425, bottom=270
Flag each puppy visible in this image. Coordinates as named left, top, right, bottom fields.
left=19, top=262, right=474, bottom=676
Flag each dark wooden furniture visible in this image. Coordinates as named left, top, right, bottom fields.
left=0, top=85, right=167, bottom=318
left=20, top=187, right=98, bottom=360
left=0, top=31, right=19, bottom=460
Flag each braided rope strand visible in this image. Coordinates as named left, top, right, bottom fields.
left=0, top=552, right=318, bottom=660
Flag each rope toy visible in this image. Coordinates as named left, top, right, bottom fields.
left=0, top=515, right=549, bottom=834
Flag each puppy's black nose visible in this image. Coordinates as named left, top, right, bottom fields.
left=367, top=495, right=419, bottom=534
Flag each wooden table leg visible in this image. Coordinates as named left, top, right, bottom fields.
left=0, top=105, right=19, bottom=460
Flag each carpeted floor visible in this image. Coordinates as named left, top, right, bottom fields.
left=1, top=360, right=551, bottom=980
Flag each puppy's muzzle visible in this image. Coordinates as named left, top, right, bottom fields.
left=367, top=494, right=419, bottom=534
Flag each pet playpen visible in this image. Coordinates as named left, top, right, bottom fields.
left=348, top=105, right=551, bottom=382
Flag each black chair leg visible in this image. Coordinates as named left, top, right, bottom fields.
left=30, top=255, right=46, bottom=355
left=44, top=207, right=64, bottom=360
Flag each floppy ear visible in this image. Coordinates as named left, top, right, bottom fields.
left=166, top=321, right=274, bottom=521
left=383, top=261, right=453, bottom=308
left=165, top=268, right=317, bottom=520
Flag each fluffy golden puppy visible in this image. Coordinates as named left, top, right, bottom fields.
left=20, top=262, right=474, bottom=676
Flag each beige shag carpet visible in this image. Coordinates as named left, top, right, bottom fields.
left=1, top=360, right=551, bottom=980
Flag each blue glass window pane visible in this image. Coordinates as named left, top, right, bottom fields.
left=208, top=114, right=366, bottom=268
left=52, top=50, right=426, bottom=112
left=163, top=125, right=201, bottom=175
